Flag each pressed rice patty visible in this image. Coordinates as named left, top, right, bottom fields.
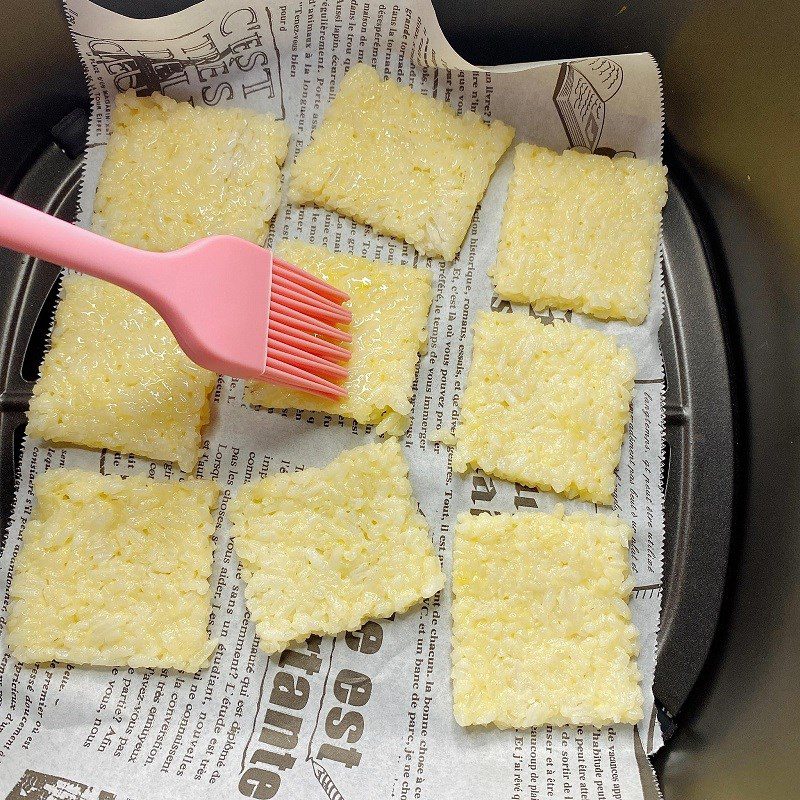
left=452, top=312, right=636, bottom=505
left=489, top=144, right=667, bottom=323
left=451, top=508, right=642, bottom=728
left=27, top=275, right=216, bottom=473
left=289, top=64, right=514, bottom=261
left=7, top=469, right=219, bottom=672
left=93, top=90, right=290, bottom=249
left=230, top=439, right=445, bottom=654
left=246, top=240, right=432, bottom=436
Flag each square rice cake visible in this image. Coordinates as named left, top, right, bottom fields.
left=452, top=312, right=635, bottom=505
left=451, top=508, right=642, bottom=728
left=7, top=469, right=219, bottom=673
left=489, top=144, right=667, bottom=323
left=94, top=89, right=291, bottom=249
left=246, top=240, right=432, bottom=436
left=288, top=64, right=514, bottom=261
left=27, top=275, right=217, bottom=473
left=230, top=439, right=445, bottom=654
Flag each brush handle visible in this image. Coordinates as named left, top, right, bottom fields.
left=0, top=193, right=162, bottom=300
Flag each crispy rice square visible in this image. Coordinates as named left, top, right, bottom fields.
left=7, top=469, right=219, bottom=672
left=452, top=312, right=635, bottom=505
left=27, top=275, right=216, bottom=473
left=93, top=90, right=290, bottom=249
left=246, top=240, right=432, bottom=436
left=451, top=508, right=642, bottom=728
left=230, top=440, right=444, bottom=654
left=489, top=144, right=667, bottom=323
left=289, top=64, right=514, bottom=260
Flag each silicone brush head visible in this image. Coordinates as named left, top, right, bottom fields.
left=261, top=256, right=352, bottom=399
left=125, top=237, right=354, bottom=399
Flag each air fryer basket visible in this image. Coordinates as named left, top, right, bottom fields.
left=0, top=104, right=742, bottom=743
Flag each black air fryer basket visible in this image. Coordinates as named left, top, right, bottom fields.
left=1, top=2, right=798, bottom=799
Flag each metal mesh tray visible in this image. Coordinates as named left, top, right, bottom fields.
left=0, top=119, right=741, bottom=735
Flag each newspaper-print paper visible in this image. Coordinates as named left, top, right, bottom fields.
left=0, top=1, right=666, bottom=798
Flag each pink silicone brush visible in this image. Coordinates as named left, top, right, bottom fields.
left=0, top=195, right=351, bottom=399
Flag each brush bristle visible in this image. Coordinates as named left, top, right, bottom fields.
left=266, top=260, right=351, bottom=397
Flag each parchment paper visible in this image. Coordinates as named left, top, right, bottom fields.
left=0, top=1, right=666, bottom=798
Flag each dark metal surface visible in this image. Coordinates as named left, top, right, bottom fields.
left=0, top=3, right=85, bottom=192
left=655, top=144, right=741, bottom=721
left=655, top=156, right=800, bottom=800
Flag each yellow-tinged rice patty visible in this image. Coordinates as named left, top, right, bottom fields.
left=94, top=90, right=290, bottom=249
left=452, top=312, right=635, bottom=505
left=29, top=91, right=290, bottom=471
left=289, top=64, right=514, bottom=261
left=230, top=439, right=445, bottom=655
left=28, top=275, right=216, bottom=473
left=490, top=144, right=667, bottom=323
left=7, top=469, right=219, bottom=672
left=246, top=240, right=432, bottom=435
left=451, top=508, right=642, bottom=729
